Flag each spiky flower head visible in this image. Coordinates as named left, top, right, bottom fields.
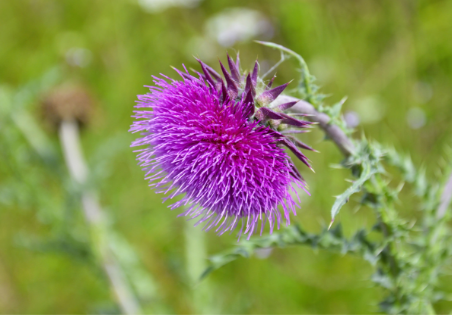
left=130, top=54, right=315, bottom=239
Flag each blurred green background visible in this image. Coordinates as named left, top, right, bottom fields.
left=1, top=0, right=452, bottom=313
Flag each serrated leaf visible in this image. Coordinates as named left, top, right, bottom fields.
left=363, top=249, right=378, bottom=266
left=331, top=161, right=375, bottom=221
left=372, top=269, right=394, bottom=290
left=330, top=97, right=348, bottom=118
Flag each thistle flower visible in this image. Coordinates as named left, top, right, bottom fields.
left=130, top=54, right=314, bottom=239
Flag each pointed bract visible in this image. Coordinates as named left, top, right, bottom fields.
left=251, top=61, right=259, bottom=86
left=280, top=113, right=313, bottom=128
left=286, top=135, right=317, bottom=152
left=266, top=76, right=276, bottom=90
left=280, top=138, right=311, bottom=169
left=242, top=89, right=255, bottom=118
left=219, top=61, right=238, bottom=99
left=289, top=163, right=305, bottom=182
left=218, top=81, right=228, bottom=105
left=202, top=62, right=223, bottom=82
left=255, top=107, right=284, bottom=121
left=227, top=54, right=240, bottom=82
left=278, top=101, right=298, bottom=111
left=236, top=53, right=245, bottom=83
left=257, top=82, right=290, bottom=106
left=196, top=59, right=216, bottom=89
left=244, top=74, right=256, bottom=97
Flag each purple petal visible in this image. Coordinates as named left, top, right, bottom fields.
left=173, top=67, right=194, bottom=81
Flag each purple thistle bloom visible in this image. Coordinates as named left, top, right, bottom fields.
left=130, top=55, right=313, bottom=239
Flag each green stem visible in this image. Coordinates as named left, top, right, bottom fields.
left=256, top=41, right=315, bottom=106
left=184, top=219, right=212, bottom=314
left=59, top=119, right=141, bottom=315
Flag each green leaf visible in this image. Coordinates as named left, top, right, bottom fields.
left=331, top=160, right=375, bottom=222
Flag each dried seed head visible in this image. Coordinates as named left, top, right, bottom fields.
left=42, top=85, right=93, bottom=128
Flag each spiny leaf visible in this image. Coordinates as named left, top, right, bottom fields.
left=330, top=160, right=376, bottom=223
left=200, top=224, right=374, bottom=281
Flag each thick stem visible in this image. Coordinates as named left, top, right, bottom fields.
left=437, top=172, right=452, bottom=219
left=275, top=95, right=355, bottom=156
left=59, top=120, right=141, bottom=315
left=277, top=95, right=451, bottom=221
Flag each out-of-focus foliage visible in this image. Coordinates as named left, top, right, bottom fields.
left=1, top=0, right=452, bottom=314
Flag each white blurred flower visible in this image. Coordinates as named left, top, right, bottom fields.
left=137, top=0, right=201, bottom=13
left=352, top=96, right=385, bottom=124
left=255, top=247, right=273, bottom=259
left=344, top=111, right=360, bottom=128
left=205, top=8, right=273, bottom=47
left=55, top=31, right=84, bottom=54
left=309, top=57, right=335, bottom=84
left=412, top=81, right=433, bottom=104
left=406, top=107, right=426, bottom=129
left=186, top=36, right=218, bottom=61
left=65, top=48, right=92, bottom=68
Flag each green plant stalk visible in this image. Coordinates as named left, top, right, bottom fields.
left=59, top=119, right=141, bottom=315
left=256, top=41, right=315, bottom=106
left=10, top=110, right=58, bottom=164
left=184, top=219, right=213, bottom=314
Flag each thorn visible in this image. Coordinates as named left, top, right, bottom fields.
left=266, top=76, right=276, bottom=90
left=328, top=220, right=334, bottom=230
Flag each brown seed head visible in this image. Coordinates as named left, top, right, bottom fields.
left=42, top=85, right=93, bottom=128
